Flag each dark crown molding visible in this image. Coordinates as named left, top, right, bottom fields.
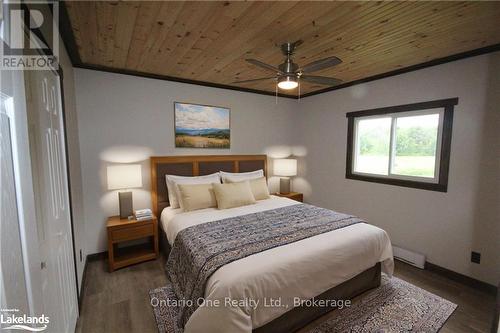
left=301, top=43, right=500, bottom=98
left=73, top=63, right=297, bottom=99
left=58, top=0, right=81, bottom=65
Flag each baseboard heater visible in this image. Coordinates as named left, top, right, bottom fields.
left=392, top=245, right=426, bottom=269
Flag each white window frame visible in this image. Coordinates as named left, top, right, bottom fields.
left=352, top=108, right=445, bottom=184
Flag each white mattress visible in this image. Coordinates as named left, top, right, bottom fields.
left=160, top=196, right=394, bottom=333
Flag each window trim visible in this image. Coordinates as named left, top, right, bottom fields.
left=352, top=108, right=444, bottom=183
left=346, top=98, right=458, bottom=192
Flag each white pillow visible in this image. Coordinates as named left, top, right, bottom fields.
left=212, top=181, right=256, bottom=209
left=220, top=169, right=264, bottom=183
left=165, top=173, right=220, bottom=208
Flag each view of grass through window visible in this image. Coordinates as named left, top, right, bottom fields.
left=393, top=114, right=438, bottom=177
left=354, top=113, right=439, bottom=178
left=355, top=118, right=391, bottom=175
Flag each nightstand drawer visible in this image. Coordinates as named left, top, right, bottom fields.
left=111, top=223, right=153, bottom=242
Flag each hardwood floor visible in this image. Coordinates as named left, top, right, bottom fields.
left=76, top=257, right=168, bottom=333
left=76, top=257, right=495, bottom=333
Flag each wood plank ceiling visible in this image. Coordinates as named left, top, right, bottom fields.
left=64, top=1, right=500, bottom=97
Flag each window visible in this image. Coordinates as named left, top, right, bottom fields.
left=346, top=98, right=457, bottom=192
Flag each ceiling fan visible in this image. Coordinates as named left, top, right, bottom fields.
left=233, top=40, right=343, bottom=91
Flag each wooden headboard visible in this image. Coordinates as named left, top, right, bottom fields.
left=150, top=155, right=267, bottom=217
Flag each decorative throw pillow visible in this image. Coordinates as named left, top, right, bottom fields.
left=226, top=177, right=270, bottom=201
left=165, top=173, right=220, bottom=208
left=212, top=181, right=256, bottom=209
left=177, top=183, right=217, bottom=212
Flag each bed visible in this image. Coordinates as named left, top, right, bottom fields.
left=151, top=155, right=393, bottom=333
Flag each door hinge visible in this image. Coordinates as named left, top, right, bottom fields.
left=41, top=261, right=47, bottom=270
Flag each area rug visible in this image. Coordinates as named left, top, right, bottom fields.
left=149, top=276, right=457, bottom=333
left=307, top=277, right=457, bottom=332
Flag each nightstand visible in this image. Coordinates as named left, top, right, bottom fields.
left=106, top=215, right=159, bottom=272
left=274, top=192, right=303, bottom=202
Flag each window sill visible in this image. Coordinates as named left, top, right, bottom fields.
left=345, top=173, right=447, bottom=192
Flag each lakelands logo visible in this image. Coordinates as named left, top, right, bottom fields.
left=0, top=310, right=49, bottom=332
left=0, top=0, right=59, bottom=70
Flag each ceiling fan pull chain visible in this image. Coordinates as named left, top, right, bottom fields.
left=275, top=83, right=278, bottom=105
left=298, top=80, right=301, bottom=101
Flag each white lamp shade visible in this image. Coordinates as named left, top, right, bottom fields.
left=274, top=159, right=297, bottom=177
left=107, top=164, right=142, bottom=190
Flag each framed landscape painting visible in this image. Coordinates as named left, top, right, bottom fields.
left=174, top=102, right=230, bottom=148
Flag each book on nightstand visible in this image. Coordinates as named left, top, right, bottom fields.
left=134, top=208, right=153, bottom=221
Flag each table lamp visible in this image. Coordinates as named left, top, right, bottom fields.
left=274, top=158, right=297, bottom=194
left=107, top=164, right=142, bottom=219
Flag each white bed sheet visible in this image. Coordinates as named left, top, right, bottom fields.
left=161, top=196, right=394, bottom=333
left=160, top=205, right=183, bottom=238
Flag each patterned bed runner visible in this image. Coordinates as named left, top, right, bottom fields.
left=166, top=203, right=363, bottom=328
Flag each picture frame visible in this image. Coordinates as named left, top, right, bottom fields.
left=174, top=102, right=230, bottom=149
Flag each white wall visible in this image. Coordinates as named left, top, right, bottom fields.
left=74, top=69, right=300, bottom=253
left=294, top=52, right=500, bottom=285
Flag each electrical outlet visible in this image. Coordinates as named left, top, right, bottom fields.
left=471, top=251, right=481, bottom=264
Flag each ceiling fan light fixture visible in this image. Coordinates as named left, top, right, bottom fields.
left=237, top=41, right=342, bottom=92
left=277, top=76, right=298, bottom=90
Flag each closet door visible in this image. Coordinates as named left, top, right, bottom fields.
left=0, top=92, right=30, bottom=324
left=26, top=70, right=78, bottom=332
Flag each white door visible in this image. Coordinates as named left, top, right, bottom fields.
left=1, top=92, right=30, bottom=331
left=26, top=70, right=78, bottom=332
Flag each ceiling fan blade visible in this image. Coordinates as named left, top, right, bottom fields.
left=246, top=59, right=283, bottom=74
left=301, top=75, right=342, bottom=86
left=300, top=56, right=342, bottom=73
left=292, top=39, right=303, bottom=48
left=232, top=77, right=276, bottom=84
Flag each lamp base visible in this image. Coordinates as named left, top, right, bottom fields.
left=119, top=191, right=133, bottom=219
left=279, top=177, right=291, bottom=195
